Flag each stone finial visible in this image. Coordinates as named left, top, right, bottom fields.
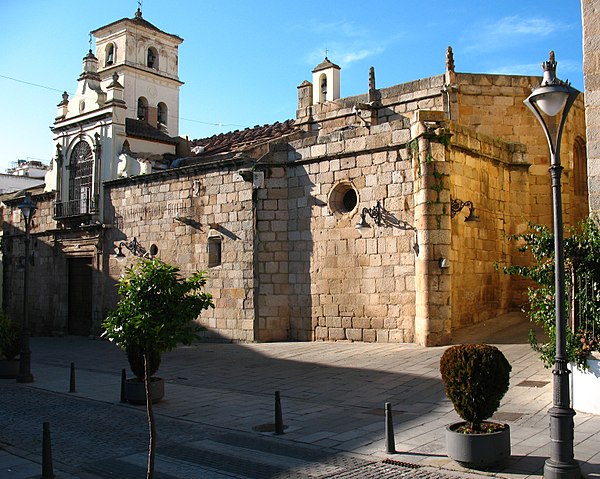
left=297, top=80, right=313, bottom=110
left=369, top=66, right=376, bottom=92
left=58, top=91, right=69, bottom=106
left=108, top=72, right=123, bottom=89
left=55, top=144, right=63, bottom=166
left=120, top=139, right=131, bottom=154
left=446, top=46, right=455, bottom=72
left=368, top=66, right=380, bottom=104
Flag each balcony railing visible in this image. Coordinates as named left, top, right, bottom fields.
left=53, top=197, right=98, bottom=219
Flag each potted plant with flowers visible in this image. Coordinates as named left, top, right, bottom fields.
left=440, top=343, right=512, bottom=469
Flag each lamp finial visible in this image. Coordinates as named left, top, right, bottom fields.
left=542, top=50, right=557, bottom=72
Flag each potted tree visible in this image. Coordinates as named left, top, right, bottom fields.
left=102, top=258, right=213, bottom=479
left=0, top=311, right=20, bottom=379
left=440, top=344, right=512, bottom=469
left=124, top=343, right=164, bottom=404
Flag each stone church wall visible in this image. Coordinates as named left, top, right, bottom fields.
left=454, top=72, right=588, bottom=227
left=269, top=120, right=417, bottom=343
left=448, top=125, right=530, bottom=329
left=105, top=163, right=256, bottom=342
left=583, top=0, right=600, bottom=216
left=1, top=192, right=106, bottom=336
left=1, top=193, right=57, bottom=335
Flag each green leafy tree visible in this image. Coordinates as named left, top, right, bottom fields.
left=102, top=259, right=213, bottom=479
left=500, top=218, right=600, bottom=368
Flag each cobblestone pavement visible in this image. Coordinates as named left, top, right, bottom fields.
left=1, top=313, right=599, bottom=478
left=1, top=384, right=479, bottom=478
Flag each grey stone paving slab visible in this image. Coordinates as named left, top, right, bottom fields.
left=2, top=324, right=600, bottom=478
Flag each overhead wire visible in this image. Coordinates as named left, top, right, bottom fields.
left=0, top=72, right=245, bottom=130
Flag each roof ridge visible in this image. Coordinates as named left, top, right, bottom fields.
left=190, top=119, right=296, bottom=156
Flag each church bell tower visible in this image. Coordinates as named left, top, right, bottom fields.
left=91, top=7, right=184, bottom=135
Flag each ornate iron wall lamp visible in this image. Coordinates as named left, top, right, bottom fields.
left=524, top=51, right=580, bottom=479
left=450, top=197, right=479, bottom=222
left=115, top=237, right=158, bottom=259
left=17, top=193, right=36, bottom=383
left=355, top=200, right=383, bottom=229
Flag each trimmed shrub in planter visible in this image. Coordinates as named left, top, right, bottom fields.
left=440, top=344, right=512, bottom=468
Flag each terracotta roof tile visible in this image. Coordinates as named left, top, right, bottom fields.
left=190, top=119, right=296, bottom=156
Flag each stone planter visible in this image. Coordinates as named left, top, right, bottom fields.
left=0, top=359, right=19, bottom=379
left=125, top=377, right=165, bottom=405
left=446, top=422, right=511, bottom=469
left=570, top=352, right=600, bottom=415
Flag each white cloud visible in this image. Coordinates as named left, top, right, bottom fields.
left=463, top=15, right=571, bottom=52
left=489, top=16, right=557, bottom=37
left=302, top=19, right=395, bottom=68
left=490, top=62, right=541, bottom=76
left=305, top=44, right=384, bottom=67
left=340, top=47, right=385, bottom=64
left=491, top=59, right=581, bottom=79
left=308, top=19, right=369, bottom=39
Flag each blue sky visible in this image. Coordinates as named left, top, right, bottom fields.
left=0, top=1, right=583, bottom=173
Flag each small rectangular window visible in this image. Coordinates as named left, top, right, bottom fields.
left=208, top=237, right=222, bottom=267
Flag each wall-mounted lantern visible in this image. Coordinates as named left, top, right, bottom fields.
left=355, top=200, right=384, bottom=229
left=115, top=237, right=157, bottom=259
left=450, top=197, right=479, bottom=222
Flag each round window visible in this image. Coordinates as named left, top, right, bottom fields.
left=328, top=182, right=359, bottom=215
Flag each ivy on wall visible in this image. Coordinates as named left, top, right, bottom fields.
left=409, top=129, right=451, bottom=228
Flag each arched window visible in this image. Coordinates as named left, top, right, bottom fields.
left=157, top=102, right=168, bottom=126
left=105, top=43, right=114, bottom=66
left=573, top=137, right=588, bottom=197
left=68, top=141, right=93, bottom=214
left=147, top=47, right=158, bottom=69
left=137, top=97, right=149, bottom=121
left=319, top=73, right=327, bottom=103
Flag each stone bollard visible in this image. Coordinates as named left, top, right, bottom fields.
left=69, top=362, right=76, bottom=393
left=274, top=391, right=284, bottom=435
left=385, top=402, right=396, bottom=454
left=41, top=422, right=55, bottom=479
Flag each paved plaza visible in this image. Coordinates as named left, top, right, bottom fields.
left=0, top=313, right=599, bottom=478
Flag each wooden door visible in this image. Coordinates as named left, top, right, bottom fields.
left=68, top=257, right=92, bottom=335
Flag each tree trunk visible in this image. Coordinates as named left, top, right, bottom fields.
left=145, top=352, right=156, bottom=479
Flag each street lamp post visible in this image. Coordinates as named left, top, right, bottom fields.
left=523, top=51, right=581, bottom=479
left=16, top=192, right=36, bottom=384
